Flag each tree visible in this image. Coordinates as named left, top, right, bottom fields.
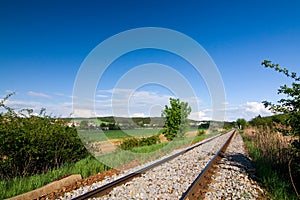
left=262, top=60, right=300, bottom=135
left=161, top=98, right=191, bottom=140
left=262, top=60, right=300, bottom=195
left=236, top=118, right=247, bottom=130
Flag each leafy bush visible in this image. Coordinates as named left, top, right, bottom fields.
left=120, top=134, right=160, bottom=150
left=236, top=118, right=248, bottom=130
left=197, top=129, right=205, bottom=136
left=198, top=122, right=209, bottom=129
left=0, top=93, right=89, bottom=179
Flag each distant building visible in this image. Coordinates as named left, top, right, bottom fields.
left=66, top=122, right=80, bottom=127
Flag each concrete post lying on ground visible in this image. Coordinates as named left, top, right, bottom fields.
left=7, top=174, right=82, bottom=200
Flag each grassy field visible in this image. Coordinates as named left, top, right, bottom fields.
left=79, top=127, right=200, bottom=143
left=1, top=130, right=219, bottom=199
left=78, top=128, right=162, bottom=142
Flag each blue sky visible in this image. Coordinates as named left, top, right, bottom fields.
left=1, top=0, right=300, bottom=121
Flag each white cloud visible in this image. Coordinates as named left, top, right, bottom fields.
left=95, top=88, right=206, bottom=119
left=5, top=90, right=16, bottom=94
left=2, top=88, right=273, bottom=122
left=189, top=102, right=272, bottom=122
left=95, top=88, right=175, bottom=117
left=73, top=109, right=96, bottom=118
left=223, top=101, right=229, bottom=105
left=96, top=94, right=109, bottom=98
left=224, top=102, right=272, bottom=121
left=0, top=98, right=73, bottom=117
left=27, top=91, right=51, bottom=98
left=244, top=102, right=271, bottom=114
left=185, top=96, right=202, bottom=103
left=4, top=99, right=42, bottom=110
left=132, top=113, right=146, bottom=117
left=189, top=111, right=211, bottom=121
left=54, top=93, right=73, bottom=99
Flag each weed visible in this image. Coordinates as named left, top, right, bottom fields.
left=242, top=128, right=298, bottom=199
left=0, top=156, right=108, bottom=199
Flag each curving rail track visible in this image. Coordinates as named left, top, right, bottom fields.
left=71, top=130, right=235, bottom=200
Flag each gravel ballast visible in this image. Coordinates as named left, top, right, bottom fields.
left=204, top=133, right=267, bottom=200
left=93, top=132, right=231, bottom=199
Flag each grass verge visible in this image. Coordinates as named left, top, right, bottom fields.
left=242, top=131, right=298, bottom=200
left=0, top=156, right=109, bottom=199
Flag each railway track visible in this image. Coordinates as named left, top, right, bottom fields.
left=68, top=130, right=235, bottom=200
left=180, top=130, right=235, bottom=200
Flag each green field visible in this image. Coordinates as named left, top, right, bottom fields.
left=78, top=128, right=162, bottom=142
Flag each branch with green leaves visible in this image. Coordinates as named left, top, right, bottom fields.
left=262, top=60, right=300, bottom=114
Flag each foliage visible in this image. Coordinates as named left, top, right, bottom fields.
left=0, top=93, right=89, bottom=179
left=249, top=115, right=272, bottom=127
left=261, top=60, right=300, bottom=197
left=198, top=122, right=210, bottom=129
left=97, top=116, right=165, bottom=129
left=108, top=122, right=120, bottom=130
left=197, top=129, right=205, bottom=136
left=249, top=114, right=291, bottom=134
left=242, top=129, right=298, bottom=199
left=262, top=60, right=300, bottom=134
left=236, top=118, right=247, bottom=129
left=223, top=121, right=236, bottom=130
left=120, top=134, right=161, bottom=150
left=161, top=98, right=192, bottom=140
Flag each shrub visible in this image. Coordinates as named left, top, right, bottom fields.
left=197, top=129, right=205, bottom=136
left=120, top=134, right=160, bottom=150
left=0, top=94, right=89, bottom=179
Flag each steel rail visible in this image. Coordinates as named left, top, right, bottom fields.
left=72, top=132, right=226, bottom=200
left=179, top=130, right=236, bottom=200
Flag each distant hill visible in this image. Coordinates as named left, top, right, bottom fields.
left=97, top=116, right=165, bottom=127
left=66, top=116, right=236, bottom=129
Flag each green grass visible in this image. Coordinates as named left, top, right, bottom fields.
left=1, top=130, right=218, bottom=199
left=130, top=143, right=169, bottom=153
left=72, top=118, right=103, bottom=126
left=0, top=156, right=109, bottom=199
left=187, top=127, right=199, bottom=131
left=78, top=128, right=161, bottom=142
left=242, top=134, right=298, bottom=200
left=107, top=129, right=161, bottom=137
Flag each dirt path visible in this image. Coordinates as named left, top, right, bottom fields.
left=186, top=130, right=198, bottom=138
left=90, top=139, right=123, bottom=155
